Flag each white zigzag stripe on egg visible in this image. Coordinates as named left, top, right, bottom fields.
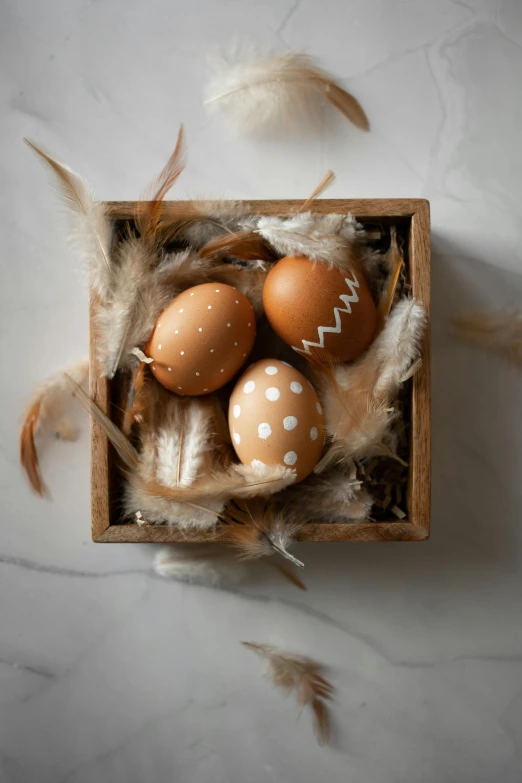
left=292, top=271, right=360, bottom=356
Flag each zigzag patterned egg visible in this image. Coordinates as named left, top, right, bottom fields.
left=263, top=256, right=377, bottom=362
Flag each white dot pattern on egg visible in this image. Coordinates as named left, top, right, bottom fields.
left=148, top=283, right=256, bottom=396
left=284, top=416, right=298, bottom=431
left=228, top=359, right=324, bottom=483
left=258, top=423, right=272, bottom=440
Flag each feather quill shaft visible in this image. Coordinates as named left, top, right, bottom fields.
left=64, top=374, right=140, bottom=470
left=296, top=170, right=336, bottom=214
left=223, top=499, right=305, bottom=566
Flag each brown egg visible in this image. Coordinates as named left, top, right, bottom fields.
left=228, top=359, right=324, bottom=483
left=148, top=283, right=256, bottom=396
left=263, top=256, right=377, bottom=362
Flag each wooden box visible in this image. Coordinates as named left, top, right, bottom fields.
left=91, top=199, right=430, bottom=543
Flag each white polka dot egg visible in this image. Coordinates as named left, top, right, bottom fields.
left=228, top=359, right=324, bottom=483
left=148, top=283, right=256, bottom=396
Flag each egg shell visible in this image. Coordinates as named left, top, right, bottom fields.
left=148, top=283, right=256, bottom=396
left=263, top=256, right=377, bottom=362
left=228, top=359, right=324, bottom=483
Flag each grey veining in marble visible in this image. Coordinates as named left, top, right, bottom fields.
left=1, top=1, right=522, bottom=781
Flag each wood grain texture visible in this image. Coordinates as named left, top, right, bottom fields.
left=89, top=297, right=111, bottom=540
left=407, top=202, right=431, bottom=536
left=91, top=198, right=431, bottom=543
left=104, top=198, right=429, bottom=221
left=95, top=521, right=428, bottom=543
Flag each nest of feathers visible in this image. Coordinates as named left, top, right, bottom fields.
left=21, top=130, right=426, bottom=567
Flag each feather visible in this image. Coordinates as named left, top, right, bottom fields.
left=223, top=498, right=305, bottom=567
left=206, top=46, right=369, bottom=135
left=297, top=170, right=336, bottom=214
left=105, top=130, right=187, bottom=376
left=20, top=359, right=89, bottom=496
left=154, top=545, right=249, bottom=586
left=179, top=402, right=214, bottom=487
left=270, top=562, right=307, bottom=591
left=136, top=125, right=187, bottom=238
left=377, top=226, right=403, bottom=323
left=281, top=470, right=373, bottom=522
left=25, top=140, right=113, bottom=302
left=454, top=310, right=522, bottom=366
left=241, top=641, right=334, bottom=746
left=124, top=393, right=267, bottom=530
left=170, top=199, right=247, bottom=247
left=66, top=378, right=221, bottom=528
left=257, top=211, right=365, bottom=269
left=125, top=472, right=222, bottom=529
left=64, top=374, right=140, bottom=470
left=122, top=361, right=148, bottom=437
left=135, top=460, right=296, bottom=508
left=199, top=230, right=277, bottom=263
left=314, top=299, right=426, bottom=471
left=95, top=239, right=177, bottom=376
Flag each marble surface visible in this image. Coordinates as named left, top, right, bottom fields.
left=2, top=0, right=522, bottom=780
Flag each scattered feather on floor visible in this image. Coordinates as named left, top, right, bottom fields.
left=242, top=641, right=334, bottom=746
left=20, top=359, right=89, bottom=496
left=454, top=310, right=522, bottom=366
left=154, top=545, right=249, bottom=586
left=206, top=45, right=369, bottom=136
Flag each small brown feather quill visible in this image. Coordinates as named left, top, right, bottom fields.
left=377, top=226, right=403, bottom=324
left=20, top=400, right=47, bottom=497
left=296, top=169, right=336, bottom=214
left=242, top=641, right=334, bottom=746
left=136, top=124, right=187, bottom=238
left=199, top=230, right=277, bottom=263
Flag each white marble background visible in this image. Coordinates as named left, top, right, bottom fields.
left=1, top=0, right=522, bottom=780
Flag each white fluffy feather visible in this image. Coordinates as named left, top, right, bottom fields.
left=206, top=45, right=369, bottom=135
left=125, top=398, right=220, bottom=529
left=154, top=545, right=248, bottom=586
left=257, top=212, right=364, bottom=268
left=179, top=402, right=214, bottom=487
left=96, top=244, right=189, bottom=376
left=281, top=469, right=372, bottom=522
left=233, top=460, right=296, bottom=497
